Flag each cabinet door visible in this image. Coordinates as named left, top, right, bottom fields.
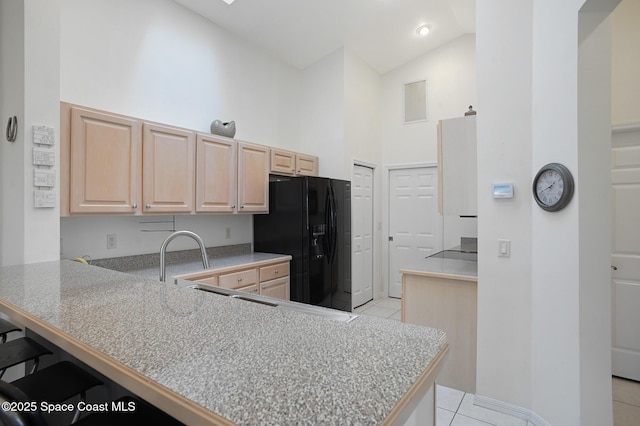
left=143, top=123, right=195, bottom=213
left=270, top=149, right=296, bottom=176
left=260, top=277, right=290, bottom=301
left=69, top=107, right=141, bottom=214
left=439, top=116, right=477, bottom=216
left=237, top=142, right=269, bottom=213
left=296, top=153, right=319, bottom=176
left=196, top=134, right=237, bottom=213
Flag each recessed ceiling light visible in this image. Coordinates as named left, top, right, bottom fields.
left=416, top=24, right=431, bottom=36
left=221, top=0, right=236, bottom=4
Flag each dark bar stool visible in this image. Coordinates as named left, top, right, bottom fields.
left=0, top=318, right=21, bottom=344
left=74, top=396, right=184, bottom=426
left=0, top=361, right=104, bottom=424
left=11, top=361, right=104, bottom=423
left=0, top=380, right=48, bottom=426
left=0, top=318, right=52, bottom=379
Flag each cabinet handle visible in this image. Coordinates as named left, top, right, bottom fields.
left=240, top=205, right=245, bottom=209
left=275, top=270, right=279, bottom=274
left=146, top=204, right=151, bottom=209
left=132, top=203, right=137, bottom=209
left=237, top=278, right=243, bottom=282
left=231, top=205, right=236, bottom=209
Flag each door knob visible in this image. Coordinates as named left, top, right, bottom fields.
left=611, top=265, right=618, bottom=271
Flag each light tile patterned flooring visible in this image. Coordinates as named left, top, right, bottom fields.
left=356, top=297, right=640, bottom=426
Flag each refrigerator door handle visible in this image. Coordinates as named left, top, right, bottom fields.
left=328, top=183, right=338, bottom=264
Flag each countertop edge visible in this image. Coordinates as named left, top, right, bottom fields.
left=381, top=343, right=449, bottom=426
left=0, top=297, right=234, bottom=426
left=174, top=254, right=292, bottom=279
left=400, top=268, right=478, bottom=282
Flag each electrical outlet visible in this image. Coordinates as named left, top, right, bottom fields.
left=107, top=234, right=117, bottom=250
left=225, top=227, right=231, bottom=239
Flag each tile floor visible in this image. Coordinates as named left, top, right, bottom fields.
left=353, top=296, right=402, bottom=320
left=356, top=297, right=640, bottom=426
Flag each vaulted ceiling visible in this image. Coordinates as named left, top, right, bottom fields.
left=172, top=0, right=476, bottom=74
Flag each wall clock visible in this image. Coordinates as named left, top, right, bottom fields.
left=532, top=163, right=574, bottom=212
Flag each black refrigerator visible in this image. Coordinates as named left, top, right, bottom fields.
left=253, top=176, right=352, bottom=312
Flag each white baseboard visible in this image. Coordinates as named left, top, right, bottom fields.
left=473, top=394, right=551, bottom=426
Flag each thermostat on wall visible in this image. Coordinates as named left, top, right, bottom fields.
left=493, top=183, right=514, bottom=199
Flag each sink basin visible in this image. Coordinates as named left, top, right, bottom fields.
left=186, top=282, right=359, bottom=323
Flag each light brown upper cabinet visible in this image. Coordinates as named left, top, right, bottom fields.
left=270, top=148, right=318, bottom=177
left=65, top=104, right=142, bottom=214
left=237, top=141, right=269, bottom=213
left=195, top=134, right=237, bottom=213
left=296, top=153, right=319, bottom=176
left=61, top=103, right=276, bottom=216
left=142, top=123, right=195, bottom=214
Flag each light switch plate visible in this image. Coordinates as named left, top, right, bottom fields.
left=498, top=239, right=511, bottom=257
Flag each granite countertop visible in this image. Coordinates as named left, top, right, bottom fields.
left=121, top=252, right=292, bottom=280
left=0, top=260, right=446, bottom=425
left=400, top=252, right=478, bottom=281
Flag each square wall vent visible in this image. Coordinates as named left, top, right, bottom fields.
left=403, top=80, right=428, bottom=124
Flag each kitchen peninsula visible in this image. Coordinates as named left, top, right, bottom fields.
left=0, top=261, right=447, bottom=425
left=401, top=250, right=477, bottom=393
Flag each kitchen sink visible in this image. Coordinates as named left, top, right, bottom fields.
left=186, top=282, right=359, bottom=323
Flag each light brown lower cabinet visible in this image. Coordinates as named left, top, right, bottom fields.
left=260, top=277, right=290, bottom=300
left=401, top=272, right=477, bottom=393
left=178, top=259, right=290, bottom=301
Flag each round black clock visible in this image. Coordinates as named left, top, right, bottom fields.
left=532, top=163, right=574, bottom=212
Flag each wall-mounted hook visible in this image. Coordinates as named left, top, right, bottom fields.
left=6, top=116, right=17, bottom=142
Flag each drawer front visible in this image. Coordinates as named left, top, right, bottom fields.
left=219, top=268, right=258, bottom=289
left=196, top=276, right=218, bottom=286
left=237, top=283, right=259, bottom=294
left=259, top=262, right=290, bottom=282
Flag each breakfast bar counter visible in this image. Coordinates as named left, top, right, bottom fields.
left=0, top=260, right=447, bottom=425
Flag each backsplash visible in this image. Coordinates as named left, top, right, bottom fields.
left=60, top=214, right=253, bottom=261
left=91, top=243, right=252, bottom=271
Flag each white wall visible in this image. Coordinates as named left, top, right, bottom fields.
left=60, top=215, right=251, bottom=260
left=60, top=0, right=301, bottom=148
left=299, top=48, right=346, bottom=179
left=577, top=8, right=615, bottom=424
left=0, top=0, right=25, bottom=266
left=58, top=0, right=303, bottom=259
left=344, top=49, right=384, bottom=296
left=612, top=0, right=640, bottom=125
left=0, top=0, right=60, bottom=266
left=381, top=35, right=476, bottom=166
left=477, top=0, right=618, bottom=425
left=476, top=0, right=533, bottom=410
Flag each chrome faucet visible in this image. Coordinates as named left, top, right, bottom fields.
left=159, top=230, right=210, bottom=282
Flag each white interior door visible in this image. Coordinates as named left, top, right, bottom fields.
left=388, top=167, right=441, bottom=299
left=352, top=165, right=374, bottom=308
left=612, top=126, right=640, bottom=381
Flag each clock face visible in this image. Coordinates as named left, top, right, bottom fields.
left=535, top=169, right=564, bottom=207
left=532, top=163, right=574, bottom=212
